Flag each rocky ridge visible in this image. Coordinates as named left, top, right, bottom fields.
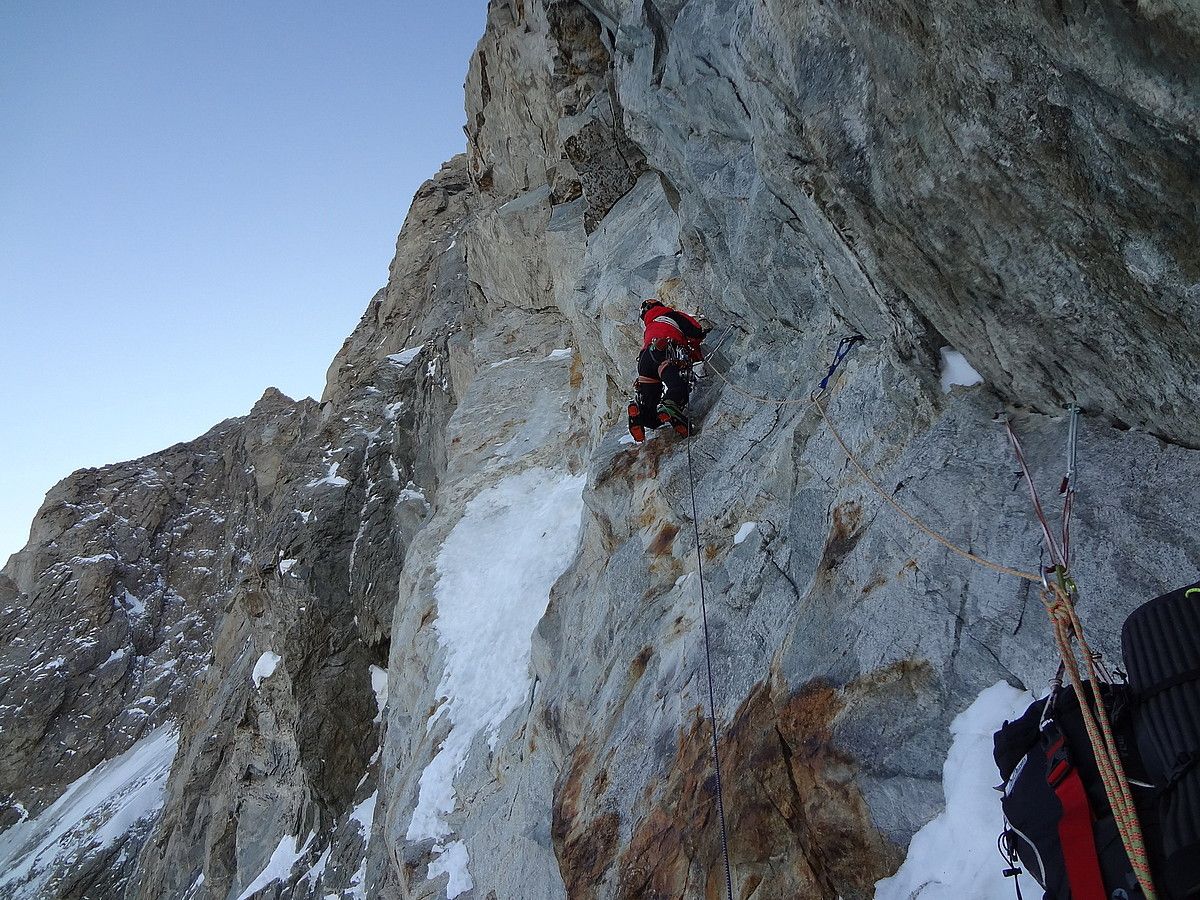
left=0, top=0, right=1197, bottom=898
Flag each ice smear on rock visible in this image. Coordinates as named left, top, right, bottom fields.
left=733, top=522, right=756, bottom=544
left=0, top=726, right=179, bottom=899
left=873, top=681, right=1037, bottom=900
left=406, top=467, right=586, bottom=897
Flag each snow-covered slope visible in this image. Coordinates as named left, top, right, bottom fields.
left=2, top=0, right=1197, bottom=898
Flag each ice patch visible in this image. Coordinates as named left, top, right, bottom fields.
left=873, top=681, right=1037, bottom=900
left=234, top=831, right=314, bottom=900
left=406, top=468, right=586, bottom=891
left=278, top=559, right=298, bottom=575
left=0, top=726, right=178, bottom=899
left=939, top=347, right=984, bottom=393
left=545, top=348, right=573, bottom=361
left=733, top=522, right=756, bottom=545
left=252, top=651, right=282, bottom=688
left=388, top=344, right=425, bottom=367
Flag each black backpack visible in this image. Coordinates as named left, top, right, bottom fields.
left=992, top=579, right=1200, bottom=900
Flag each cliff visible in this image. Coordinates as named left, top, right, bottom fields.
left=1, top=0, right=1197, bottom=898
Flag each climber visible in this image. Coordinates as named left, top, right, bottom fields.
left=628, top=297, right=707, bottom=441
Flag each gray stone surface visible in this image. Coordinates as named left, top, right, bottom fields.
left=0, top=1, right=1197, bottom=898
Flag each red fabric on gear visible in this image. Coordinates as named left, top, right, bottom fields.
left=1045, top=737, right=1108, bottom=900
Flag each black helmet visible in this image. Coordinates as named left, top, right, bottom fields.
left=639, top=298, right=657, bottom=317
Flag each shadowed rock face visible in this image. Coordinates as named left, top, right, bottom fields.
left=2, top=1, right=1198, bottom=898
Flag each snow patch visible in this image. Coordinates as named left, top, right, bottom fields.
left=278, top=558, right=298, bottom=575
left=300, top=844, right=332, bottom=889
left=939, top=347, right=984, bottom=394
left=406, top=468, right=586, bottom=891
left=489, top=356, right=521, bottom=369
left=0, top=726, right=179, bottom=899
left=251, top=651, right=282, bottom=688
left=370, top=664, right=388, bottom=724
left=388, top=344, right=425, bottom=367
left=733, top=522, right=757, bottom=545
left=119, top=590, right=145, bottom=618
left=544, top=348, right=573, bottom=361
left=873, top=681, right=1037, bottom=900
left=349, top=791, right=377, bottom=834
left=308, top=462, right=349, bottom=488
left=428, top=839, right=473, bottom=899
left=234, top=831, right=314, bottom=900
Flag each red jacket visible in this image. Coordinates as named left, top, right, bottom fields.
left=641, top=303, right=704, bottom=358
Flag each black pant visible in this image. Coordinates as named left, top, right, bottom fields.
left=635, top=346, right=690, bottom=423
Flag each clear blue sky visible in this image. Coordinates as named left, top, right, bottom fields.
left=0, top=1, right=487, bottom=563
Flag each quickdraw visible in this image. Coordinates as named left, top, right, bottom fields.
left=814, top=334, right=865, bottom=397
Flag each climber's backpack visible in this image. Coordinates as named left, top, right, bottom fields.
left=993, top=578, right=1200, bottom=900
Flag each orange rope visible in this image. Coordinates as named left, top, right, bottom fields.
left=812, top=395, right=1042, bottom=584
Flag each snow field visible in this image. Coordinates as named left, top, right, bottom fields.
left=406, top=467, right=587, bottom=898
left=0, top=726, right=179, bottom=899
left=873, top=681, right=1038, bottom=900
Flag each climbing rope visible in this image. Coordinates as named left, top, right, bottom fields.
left=685, top=428, right=735, bottom=900
left=812, top=394, right=1043, bottom=584
left=699, top=334, right=1042, bottom=582
left=694, top=330, right=1156, bottom=894
left=1007, top=421, right=1157, bottom=900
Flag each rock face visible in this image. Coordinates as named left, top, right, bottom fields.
left=1, top=1, right=1197, bottom=898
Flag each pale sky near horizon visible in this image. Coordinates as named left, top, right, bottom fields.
left=0, top=2, right=487, bottom=563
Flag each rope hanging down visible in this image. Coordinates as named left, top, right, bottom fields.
left=1006, top=419, right=1157, bottom=900
left=698, top=331, right=1156, bottom=895
left=685, top=430, right=735, bottom=900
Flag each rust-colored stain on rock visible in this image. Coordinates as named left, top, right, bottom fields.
left=553, top=747, right=622, bottom=899
left=820, top=500, right=864, bottom=572
left=553, top=676, right=902, bottom=900
left=648, top=522, right=680, bottom=556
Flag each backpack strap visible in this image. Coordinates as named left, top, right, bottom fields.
left=1043, top=721, right=1108, bottom=900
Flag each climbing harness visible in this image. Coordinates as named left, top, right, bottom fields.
left=684, top=428, right=736, bottom=900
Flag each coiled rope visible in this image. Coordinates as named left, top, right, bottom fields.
left=684, top=428, right=735, bottom=900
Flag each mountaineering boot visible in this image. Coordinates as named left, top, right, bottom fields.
left=627, top=399, right=646, bottom=443
left=658, top=400, right=690, bottom=437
